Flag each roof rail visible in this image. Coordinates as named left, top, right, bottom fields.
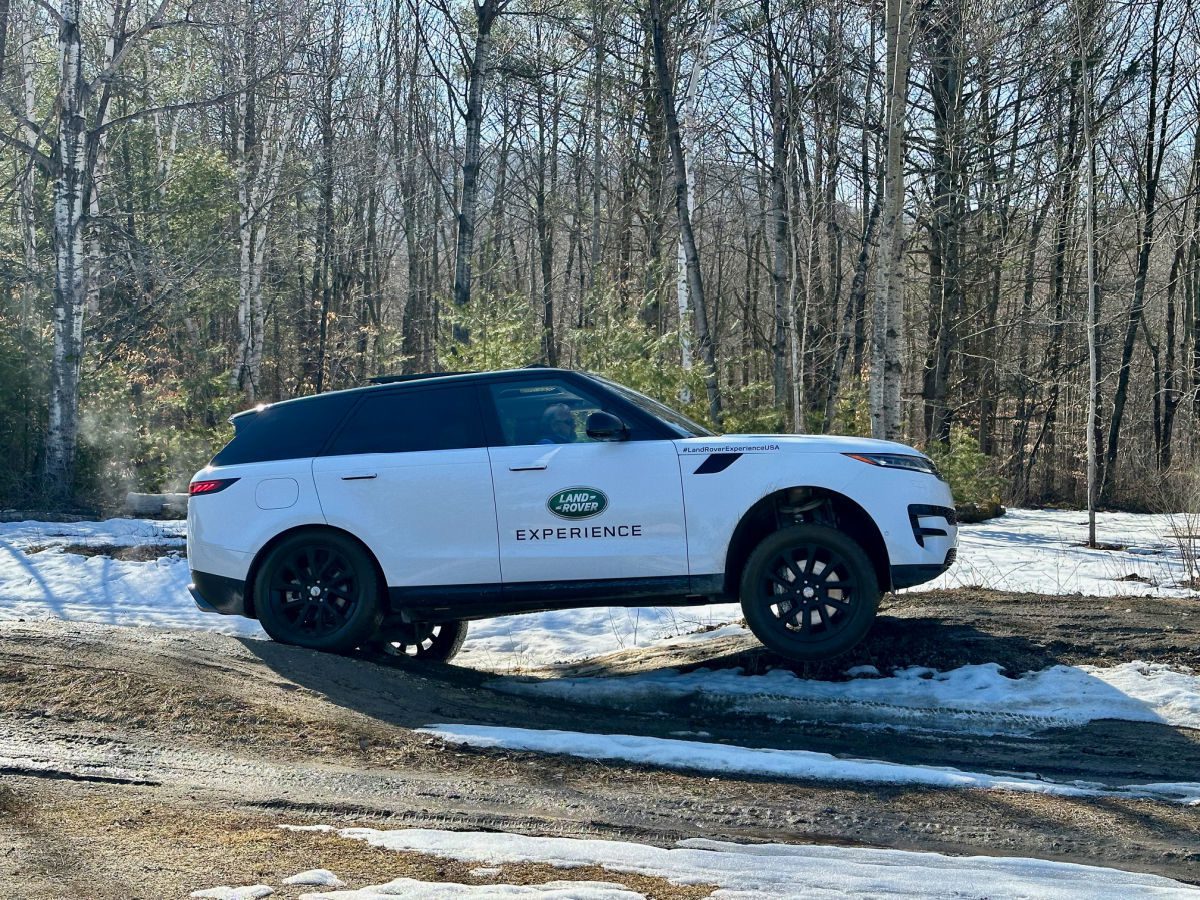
left=369, top=372, right=466, bottom=385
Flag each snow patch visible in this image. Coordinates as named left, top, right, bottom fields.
left=315, top=826, right=1200, bottom=899
left=419, top=724, right=1200, bottom=805
left=0, top=518, right=264, bottom=640
left=844, top=664, right=880, bottom=677
left=285, top=869, right=346, bottom=887
left=190, top=886, right=274, bottom=900
left=299, top=878, right=645, bottom=899
left=493, top=660, right=1200, bottom=735
left=457, top=604, right=745, bottom=671
left=926, top=508, right=1199, bottom=598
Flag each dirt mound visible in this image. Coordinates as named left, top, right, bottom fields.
left=548, top=587, right=1200, bottom=679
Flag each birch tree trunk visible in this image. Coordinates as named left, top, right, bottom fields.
left=1078, top=32, right=1099, bottom=549
left=44, top=0, right=88, bottom=504
left=869, top=0, right=913, bottom=441
left=672, top=0, right=719, bottom=388
left=650, top=0, right=722, bottom=425
left=232, top=96, right=291, bottom=402
left=230, top=8, right=293, bottom=402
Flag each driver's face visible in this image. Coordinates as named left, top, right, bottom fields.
left=548, top=409, right=574, bottom=439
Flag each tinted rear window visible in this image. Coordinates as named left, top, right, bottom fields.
left=324, top=386, right=484, bottom=455
left=212, top=394, right=357, bottom=466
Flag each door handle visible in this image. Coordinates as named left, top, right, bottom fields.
left=509, top=464, right=547, bottom=471
left=341, top=473, right=378, bottom=481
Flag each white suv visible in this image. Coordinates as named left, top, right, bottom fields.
left=187, top=368, right=957, bottom=662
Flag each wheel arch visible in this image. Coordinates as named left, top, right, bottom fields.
left=723, top=487, right=891, bottom=597
left=244, top=523, right=389, bottom=620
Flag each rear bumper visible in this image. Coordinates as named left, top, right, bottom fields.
left=189, top=570, right=250, bottom=617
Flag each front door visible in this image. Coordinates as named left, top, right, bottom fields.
left=484, top=377, right=688, bottom=587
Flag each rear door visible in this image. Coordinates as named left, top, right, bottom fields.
left=484, top=376, right=688, bottom=586
left=312, top=385, right=500, bottom=590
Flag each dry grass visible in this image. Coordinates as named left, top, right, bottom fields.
left=10, top=786, right=717, bottom=900
left=0, top=784, right=18, bottom=815
left=0, top=661, right=410, bottom=759
left=58, top=542, right=185, bottom=561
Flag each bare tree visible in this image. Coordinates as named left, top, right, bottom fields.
left=869, top=0, right=914, bottom=440
left=649, top=0, right=721, bottom=425
left=427, top=0, right=511, bottom=325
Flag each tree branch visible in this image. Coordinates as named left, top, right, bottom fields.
left=92, top=88, right=245, bottom=134
left=0, top=127, right=52, bottom=174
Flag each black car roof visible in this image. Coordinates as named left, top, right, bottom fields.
left=229, top=367, right=575, bottom=423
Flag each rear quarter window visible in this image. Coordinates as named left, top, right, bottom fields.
left=211, top=394, right=357, bottom=466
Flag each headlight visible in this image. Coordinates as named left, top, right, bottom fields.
left=844, top=453, right=942, bottom=478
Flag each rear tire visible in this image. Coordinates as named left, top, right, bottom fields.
left=369, top=620, right=468, bottom=663
left=739, top=524, right=879, bottom=662
left=254, top=531, right=383, bottom=653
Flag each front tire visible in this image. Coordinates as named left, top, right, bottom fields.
left=739, top=524, right=879, bottom=662
left=254, top=531, right=383, bottom=653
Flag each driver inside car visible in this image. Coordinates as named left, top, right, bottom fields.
left=538, top=402, right=577, bottom=444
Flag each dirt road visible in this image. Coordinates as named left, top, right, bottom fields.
left=0, top=588, right=1197, bottom=898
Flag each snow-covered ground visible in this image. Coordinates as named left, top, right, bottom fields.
left=492, top=660, right=1200, bottom=735
left=257, top=826, right=1200, bottom=899
left=0, top=508, right=1194, bottom=670
left=0, top=518, right=256, bottom=636
left=419, top=723, right=1200, bottom=805
left=927, top=507, right=1199, bottom=597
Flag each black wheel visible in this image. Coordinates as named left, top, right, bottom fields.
left=739, top=524, right=879, bottom=662
left=370, top=620, right=467, bottom=663
left=254, top=531, right=383, bottom=652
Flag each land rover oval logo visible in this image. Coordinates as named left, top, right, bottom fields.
left=547, top=487, right=608, bottom=519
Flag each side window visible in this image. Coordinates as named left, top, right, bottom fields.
left=325, top=387, right=484, bottom=455
left=488, top=380, right=613, bottom=447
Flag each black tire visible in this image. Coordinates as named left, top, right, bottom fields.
left=254, top=531, right=383, bottom=653
left=739, top=524, right=880, bottom=662
left=370, top=620, right=468, bottom=663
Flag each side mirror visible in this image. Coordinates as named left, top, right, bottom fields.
left=586, top=411, right=629, bottom=442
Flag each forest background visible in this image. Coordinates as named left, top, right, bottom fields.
left=0, top=0, right=1196, bottom=514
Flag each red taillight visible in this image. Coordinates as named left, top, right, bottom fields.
left=189, top=478, right=239, bottom=496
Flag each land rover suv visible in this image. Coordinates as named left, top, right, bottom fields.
left=187, top=368, right=957, bottom=662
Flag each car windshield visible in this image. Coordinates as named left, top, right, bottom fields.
left=591, top=375, right=716, bottom=438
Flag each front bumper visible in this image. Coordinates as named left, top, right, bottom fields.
left=888, top=503, right=958, bottom=589
left=890, top=546, right=957, bottom=589
left=189, top=570, right=249, bottom=616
